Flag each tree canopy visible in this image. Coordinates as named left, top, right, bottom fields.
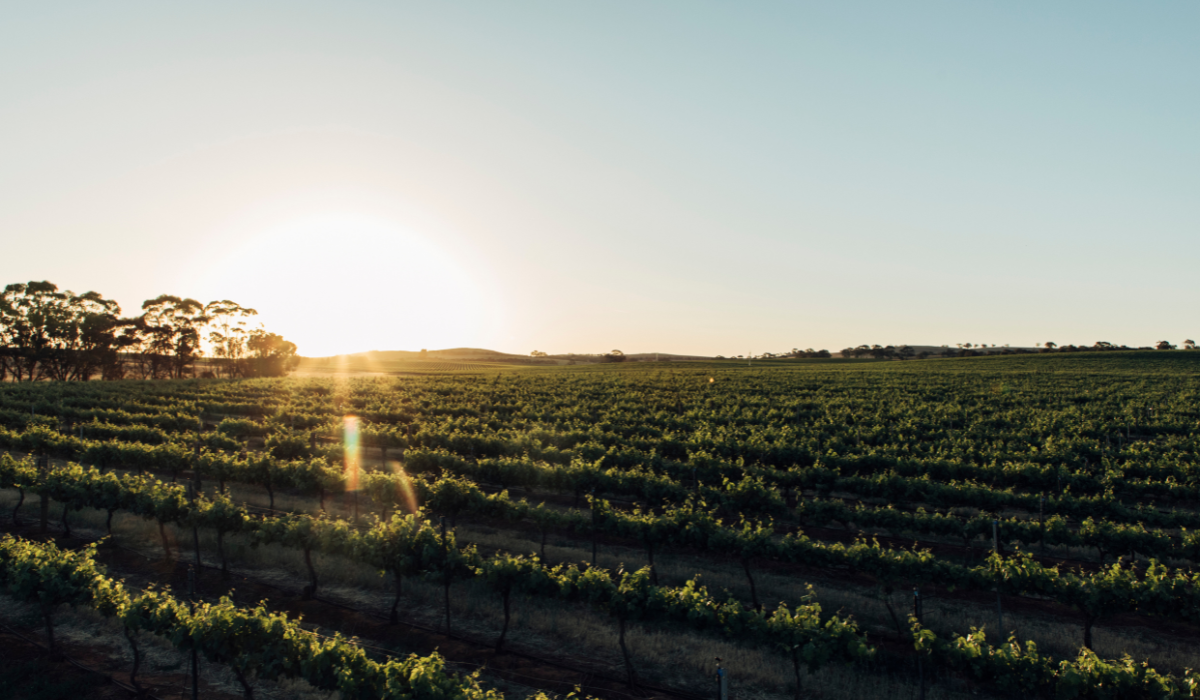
left=0, top=280, right=298, bottom=381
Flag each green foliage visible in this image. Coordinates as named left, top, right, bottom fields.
left=911, top=617, right=1200, bottom=698
left=0, top=536, right=511, bottom=700
left=7, top=359, right=1200, bottom=698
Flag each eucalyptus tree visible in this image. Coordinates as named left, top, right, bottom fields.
left=204, top=299, right=258, bottom=377
left=40, top=290, right=125, bottom=381
left=0, top=281, right=68, bottom=380
left=141, top=295, right=207, bottom=378
left=245, top=330, right=300, bottom=377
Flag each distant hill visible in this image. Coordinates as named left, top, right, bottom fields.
left=294, top=346, right=1179, bottom=376
left=306, top=348, right=535, bottom=362
left=303, top=348, right=718, bottom=364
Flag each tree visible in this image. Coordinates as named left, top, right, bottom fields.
left=1156, top=340, right=1176, bottom=350
left=205, top=300, right=258, bottom=378
left=602, top=349, right=626, bottom=363
left=68, top=292, right=132, bottom=380
left=245, top=330, right=299, bottom=377
left=1185, top=339, right=1196, bottom=350
left=140, top=295, right=207, bottom=378
left=0, top=281, right=68, bottom=380
left=529, top=350, right=548, bottom=357
left=0, top=279, right=299, bottom=383
left=1044, top=341, right=1057, bottom=351
left=0, top=282, right=128, bottom=381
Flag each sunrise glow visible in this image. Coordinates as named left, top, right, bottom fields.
left=197, top=213, right=498, bottom=357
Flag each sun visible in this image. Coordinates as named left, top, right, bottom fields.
left=197, top=214, right=495, bottom=356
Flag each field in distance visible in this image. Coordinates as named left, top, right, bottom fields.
left=294, top=347, right=719, bottom=376
left=294, top=348, right=552, bottom=376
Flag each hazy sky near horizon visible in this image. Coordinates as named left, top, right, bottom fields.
left=3, top=2, right=1197, bottom=357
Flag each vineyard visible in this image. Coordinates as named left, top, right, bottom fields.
left=3, top=350, right=1200, bottom=699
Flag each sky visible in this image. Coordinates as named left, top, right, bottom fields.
left=3, top=2, right=1197, bottom=357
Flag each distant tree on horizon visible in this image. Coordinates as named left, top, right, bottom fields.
left=602, top=349, right=626, bottom=363
left=245, top=330, right=300, bottom=376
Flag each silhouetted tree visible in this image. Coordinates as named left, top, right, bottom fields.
left=602, top=349, right=627, bottom=363
left=205, top=300, right=258, bottom=378
left=0, top=280, right=298, bottom=382
left=245, top=330, right=299, bottom=377
left=141, top=295, right=207, bottom=378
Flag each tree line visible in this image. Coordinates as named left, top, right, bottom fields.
left=0, top=280, right=298, bottom=382
left=839, top=340, right=1199, bottom=359
left=1041, top=340, right=1195, bottom=352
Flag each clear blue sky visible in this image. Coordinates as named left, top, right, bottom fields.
left=3, top=2, right=1196, bottom=356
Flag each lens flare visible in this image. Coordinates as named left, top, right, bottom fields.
left=343, top=415, right=360, bottom=492
left=388, top=460, right=419, bottom=515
